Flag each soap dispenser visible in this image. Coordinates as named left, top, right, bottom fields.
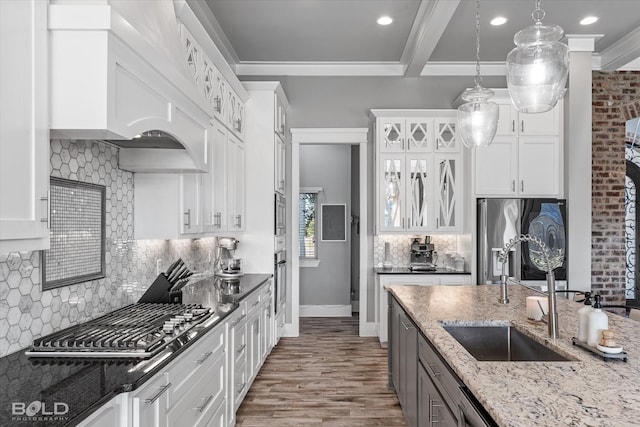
left=577, top=292, right=593, bottom=342
left=587, top=294, right=608, bottom=347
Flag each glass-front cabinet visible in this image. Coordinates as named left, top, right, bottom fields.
left=373, top=111, right=463, bottom=234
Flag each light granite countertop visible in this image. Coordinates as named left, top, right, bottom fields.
left=386, top=284, right=640, bottom=427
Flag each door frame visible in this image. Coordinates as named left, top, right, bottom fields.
left=288, top=128, right=370, bottom=337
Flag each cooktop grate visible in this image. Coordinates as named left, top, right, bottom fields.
left=27, top=303, right=210, bottom=358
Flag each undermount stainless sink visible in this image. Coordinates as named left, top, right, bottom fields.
left=443, top=325, right=571, bottom=362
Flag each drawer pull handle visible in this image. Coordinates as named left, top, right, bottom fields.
left=231, top=313, right=247, bottom=327
left=427, top=363, right=443, bottom=376
left=400, top=321, right=414, bottom=330
left=193, top=394, right=213, bottom=412
left=252, top=300, right=261, bottom=307
left=40, top=191, right=50, bottom=228
left=237, top=382, right=246, bottom=395
left=144, top=383, right=172, bottom=404
left=196, top=351, right=213, bottom=365
left=237, top=344, right=246, bottom=355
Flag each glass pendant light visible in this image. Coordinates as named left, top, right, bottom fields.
left=506, top=0, right=569, bottom=113
left=457, top=0, right=499, bottom=148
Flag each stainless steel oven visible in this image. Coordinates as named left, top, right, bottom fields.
left=275, top=193, right=286, bottom=236
left=274, top=250, right=286, bottom=314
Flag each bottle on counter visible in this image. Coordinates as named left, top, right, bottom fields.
left=577, top=291, right=593, bottom=342
left=587, top=294, right=608, bottom=347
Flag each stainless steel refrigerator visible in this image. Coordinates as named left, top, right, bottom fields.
left=477, top=198, right=567, bottom=290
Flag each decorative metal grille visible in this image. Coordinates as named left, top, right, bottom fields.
left=42, top=177, right=106, bottom=290
left=626, top=145, right=640, bottom=300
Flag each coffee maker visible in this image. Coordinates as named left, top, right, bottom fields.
left=409, top=236, right=437, bottom=271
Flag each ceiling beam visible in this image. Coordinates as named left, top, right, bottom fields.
left=598, top=25, right=640, bottom=71
left=401, top=0, right=461, bottom=77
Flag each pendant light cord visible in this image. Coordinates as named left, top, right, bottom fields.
left=474, top=0, right=482, bottom=86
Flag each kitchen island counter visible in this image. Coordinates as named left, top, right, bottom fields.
left=386, top=284, right=640, bottom=426
left=0, top=273, right=271, bottom=426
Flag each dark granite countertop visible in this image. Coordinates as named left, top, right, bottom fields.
left=374, top=267, right=471, bottom=275
left=0, top=273, right=271, bottom=427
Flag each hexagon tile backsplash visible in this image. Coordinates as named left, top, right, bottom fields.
left=0, top=139, right=219, bottom=358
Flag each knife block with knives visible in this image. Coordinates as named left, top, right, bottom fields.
left=138, top=258, right=193, bottom=304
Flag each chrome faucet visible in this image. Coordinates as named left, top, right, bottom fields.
left=498, top=234, right=559, bottom=339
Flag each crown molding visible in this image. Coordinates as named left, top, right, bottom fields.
left=420, top=61, right=506, bottom=76
left=235, top=61, right=406, bottom=76
left=598, top=25, right=640, bottom=70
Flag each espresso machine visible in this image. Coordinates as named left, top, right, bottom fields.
left=409, top=236, right=437, bottom=271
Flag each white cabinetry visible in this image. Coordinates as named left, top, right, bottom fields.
left=134, top=172, right=204, bottom=239
left=77, top=395, right=127, bottom=427
left=376, top=274, right=471, bottom=346
left=474, top=91, right=563, bottom=197
left=0, top=0, right=50, bottom=253
left=129, top=322, right=227, bottom=427
left=373, top=111, right=462, bottom=234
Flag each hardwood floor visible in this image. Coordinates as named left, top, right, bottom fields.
left=236, top=315, right=407, bottom=426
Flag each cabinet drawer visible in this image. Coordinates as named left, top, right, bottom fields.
left=233, top=320, right=248, bottom=365
left=418, top=333, right=460, bottom=410
left=233, top=360, right=248, bottom=410
left=245, top=289, right=262, bottom=313
left=167, top=351, right=226, bottom=427
left=168, top=324, right=225, bottom=409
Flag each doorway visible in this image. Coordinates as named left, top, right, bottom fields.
left=288, top=128, right=370, bottom=337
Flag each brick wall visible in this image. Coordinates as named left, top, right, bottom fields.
left=592, top=71, right=640, bottom=305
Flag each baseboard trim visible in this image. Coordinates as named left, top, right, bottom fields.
left=300, top=304, right=352, bottom=317
left=360, top=322, right=378, bottom=337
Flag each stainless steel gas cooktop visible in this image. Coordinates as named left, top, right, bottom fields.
left=26, top=303, right=211, bottom=359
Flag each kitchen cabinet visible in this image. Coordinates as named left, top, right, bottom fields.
left=0, top=0, right=50, bottom=253
left=226, top=306, right=247, bottom=425
left=473, top=91, right=563, bottom=198
left=204, top=119, right=245, bottom=233
left=495, top=95, right=562, bottom=137
left=389, top=294, right=496, bottom=427
left=179, top=22, right=245, bottom=142
left=130, top=322, right=227, bottom=427
left=390, top=297, right=418, bottom=427
left=77, top=395, right=127, bottom=427
left=418, top=363, right=457, bottom=427
left=377, top=274, right=471, bottom=346
left=134, top=172, right=204, bottom=239
left=473, top=136, right=562, bottom=197
left=227, top=133, right=246, bottom=232
left=373, top=111, right=463, bottom=234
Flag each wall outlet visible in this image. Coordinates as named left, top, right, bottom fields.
left=156, top=259, right=162, bottom=275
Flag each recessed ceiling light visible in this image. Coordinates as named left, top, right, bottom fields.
left=377, top=16, right=393, bottom=26
left=580, top=16, right=599, bottom=25
left=490, top=16, right=507, bottom=26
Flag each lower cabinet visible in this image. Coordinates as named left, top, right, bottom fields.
left=389, top=295, right=496, bottom=427
left=106, top=280, right=275, bottom=427
left=418, top=363, right=457, bottom=427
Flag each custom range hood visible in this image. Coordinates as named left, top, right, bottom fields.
left=49, top=0, right=213, bottom=172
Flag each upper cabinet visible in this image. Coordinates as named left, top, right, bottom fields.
left=474, top=90, right=563, bottom=198
left=0, top=0, right=50, bottom=253
left=373, top=111, right=462, bottom=234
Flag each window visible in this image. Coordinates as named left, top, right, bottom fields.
left=299, top=193, right=317, bottom=258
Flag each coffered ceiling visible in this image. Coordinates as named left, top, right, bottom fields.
left=188, top=0, right=640, bottom=77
